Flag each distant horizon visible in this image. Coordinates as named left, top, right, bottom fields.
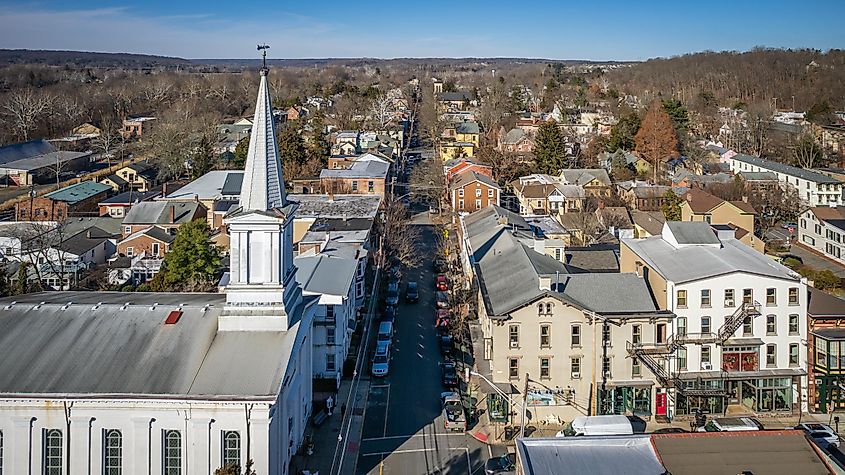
left=0, top=1, right=842, bottom=61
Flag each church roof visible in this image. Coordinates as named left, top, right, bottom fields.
left=0, top=292, right=301, bottom=399
left=239, top=70, right=286, bottom=212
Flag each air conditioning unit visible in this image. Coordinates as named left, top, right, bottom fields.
left=510, top=341, right=519, bottom=348
left=701, top=362, right=712, bottom=370
left=572, top=372, right=581, bottom=379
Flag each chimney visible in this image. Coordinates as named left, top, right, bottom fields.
left=194, top=194, right=199, bottom=203
left=169, top=205, right=175, bottom=223
left=162, top=182, right=168, bottom=196
left=533, top=238, right=546, bottom=255
left=538, top=276, right=551, bottom=291
left=86, top=230, right=92, bottom=239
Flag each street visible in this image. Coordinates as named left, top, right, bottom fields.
left=355, top=216, right=495, bottom=474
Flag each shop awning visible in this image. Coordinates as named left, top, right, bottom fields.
left=606, top=379, right=654, bottom=387
left=677, top=368, right=806, bottom=381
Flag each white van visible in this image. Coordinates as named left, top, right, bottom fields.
left=697, top=417, right=763, bottom=432
left=376, top=321, right=393, bottom=353
left=556, top=415, right=635, bottom=437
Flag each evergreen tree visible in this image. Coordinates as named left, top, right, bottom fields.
left=661, top=190, right=684, bottom=221
left=662, top=98, right=690, bottom=134
left=606, top=112, right=640, bottom=152
left=233, top=137, right=250, bottom=169
left=534, top=121, right=567, bottom=174
left=306, top=114, right=329, bottom=166
left=190, top=134, right=215, bottom=179
left=278, top=125, right=307, bottom=166
left=151, top=219, right=221, bottom=291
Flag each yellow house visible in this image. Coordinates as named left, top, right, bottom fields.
left=455, top=121, right=480, bottom=147
left=439, top=141, right=475, bottom=160
left=113, top=162, right=158, bottom=192
left=679, top=188, right=764, bottom=252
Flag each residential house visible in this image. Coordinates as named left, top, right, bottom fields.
left=0, top=139, right=93, bottom=186
left=466, top=211, right=672, bottom=420
left=728, top=153, right=844, bottom=207
left=98, top=190, right=161, bottom=218
left=121, top=200, right=207, bottom=238
left=797, top=206, right=845, bottom=264
left=671, top=170, right=734, bottom=190
left=332, top=130, right=360, bottom=156
left=510, top=174, right=586, bottom=216
left=559, top=169, right=612, bottom=198
left=454, top=121, right=480, bottom=147
left=216, top=121, right=253, bottom=153
left=450, top=171, right=501, bottom=213
left=680, top=188, right=764, bottom=252
left=806, top=288, right=845, bottom=413
left=295, top=255, right=360, bottom=388
left=739, top=171, right=780, bottom=202
left=617, top=181, right=670, bottom=211
left=436, top=91, right=475, bottom=112
left=498, top=128, right=535, bottom=153
left=596, top=206, right=634, bottom=239
left=443, top=159, right=493, bottom=182
left=327, top=152, right=393, bottom=171
left=286, top=105, right=307, bottom=121
left=630, top=210, right=666, bottom=238
left=320, top=160, right=389, bottom=196
left=622, top=221, right=808, bottom=416
left=120, top=115, right=156, bottom=138
left=163, top=170, right=243, bottom=226
left=16, top=181, right=112, bottom=222
left=117, top=225, right=175, bottom=260
left=439, top=141, right=475, bottom=160
left=110, top=162, right=158, bottom=192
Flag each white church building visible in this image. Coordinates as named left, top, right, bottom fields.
left=0, top=68, right=316, bottom=474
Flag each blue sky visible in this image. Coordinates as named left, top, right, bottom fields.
left=1, top=1, right=843, bottom=60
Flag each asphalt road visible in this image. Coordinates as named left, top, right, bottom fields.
left=356, top=214, right=494, bottom=474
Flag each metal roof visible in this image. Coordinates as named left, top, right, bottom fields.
left=166, top=170, right=243, bottom=201
left=0, top=139, right=54, bottom=164
left=295, top=255, right=358, bottom=296
left=240, top=70, right=286, bottom=211
left=99, top=190, right=161, bottom=205
left=0, top=291, right=301, bottom=398
left=44, top=181, right=111, bottom=204
left=732, top=153, right=840, bottom=184
left=666, top=221, right=721, bottom=245
left=517, top=436, right=666, bottom=475
left=123, top=201, right=202, bottom=225
left=320, top=160, right=389, bottom=179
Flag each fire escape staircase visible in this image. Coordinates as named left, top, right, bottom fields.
left=627, top=302, right=761, bottom=397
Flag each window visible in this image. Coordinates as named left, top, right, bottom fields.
left=540, top=325, right=551, bottom=347
left=766, top=288, right=776, bottom=306
left=766, top=314, right=776, bottom=335
left=743, top=316, right=753, bottom=336
left=571, top=324, right=581, bottom=346
left=675, top=347, right=686, bottom=370
left=701, top=346, right=711, bottom=366
left=475, top=199, right=481, bottom=209
left=602, top=325, right=611, bottom=346
left=789, top=288, right=799, bottom=305
left=43, top=429, right=62, bottom=475
left=126, top=247, right=134, bottom=257
left=632, top=358, right=641, bottom=377
left=509, top=358, right=519, bottom=379
left=326, top=305, right=335, bottom=323
left=571, top=357, right=581, bottom=378
left=540, top=358, right=550, bottom=379
left=351, top=181, right=358, bottom=192
left=103, top=429, right=122, bottom=475
left=475, top=188, right=482, bottom=197
left=124, top=226, right=131, bottom=234
left=163, top=430, right=182, bottom=475
left=766, top=344, right=777, bottom=367
left=789, top=343, right=799, bottom=367
left=701, top=316, right=711, bottom=334
left=327, top=327, right=336, bottom=345
left=632, top=324, right=642, bottom=345
left=676, top=290, right=687, bottom=308
left=743, top=289, right=753, bottom=305
left=222, top=431, right=241, bottom=469
left=509, top=325, right=519, bottom=348
left=724, top=289, right=735, bottom=307
left=656, top=323, right=667, bottom=344
left=700, top=289, right=711, bottom=307
left=789, top=314, right=799, bottom=335
left=368, top=181, right=374, bottom=193
left=152, top=242, right=160, bottom=256
left=488, top=188, right=494, bottom=197
left=326, top=354, right=336, bottom=372
left=602, top=357, right=611, bottom=378
left=458, top=188, right=464, bottom=197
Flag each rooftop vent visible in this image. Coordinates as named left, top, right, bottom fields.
left=121, top=302, right=131, bottom=310
left=33, top=301, right=46, bottom=310
left=92, top=302, right=103, bottom=310
left=164, top=310, right=183, bottom=325
left=149, top=302, right=159, bottom=311
left=4, top=301, right=16, bottom=309
left=61, top=302, right=72, bottom=310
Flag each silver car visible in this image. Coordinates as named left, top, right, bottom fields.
left=371, top=347, right=390, bottom=377
left=796, top=423, right=840, bottom=448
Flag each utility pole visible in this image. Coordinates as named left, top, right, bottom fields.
left=520, top=373, right=529, bottom=438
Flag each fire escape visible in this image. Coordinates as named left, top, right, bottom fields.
left=627, top=301, right=762, bottom=397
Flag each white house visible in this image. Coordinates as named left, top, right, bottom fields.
left=622, top=221, right=808, bottom=417
left=797, top=206, right=845, bottom=264
left=296, top=254, right=360, bottom=388
left=0, top=68, right=318, bottom=474
left=727, top=153, right=844, bottom=207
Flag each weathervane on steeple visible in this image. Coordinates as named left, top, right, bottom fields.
left=257, top=43, right=270, bottom=72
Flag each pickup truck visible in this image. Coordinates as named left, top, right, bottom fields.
left=441, top=391, right=466, bottom=432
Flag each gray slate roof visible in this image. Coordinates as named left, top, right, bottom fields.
left=166, top=170, right=244, bottom=201
left=295, top=255, right=358, bottom=296
left=320, top=160, right=389, bottom=180
left=739, top=171, right=778, bottom=181
left=560, top=169, right=611, bottom=187
left=57, top=227, right=110, bottom=255
left=0, top=292, right=300, bottom=398
left=732, top=153, right=840, bottom=184
left=449, top=170, right=499, bottom=191
left=289, top=194, right=381, bottom=219
left=99, top=190, right=161, bottom=205
left=455, top=122, right=480, bottom=134
left=666, top=221, right=720, bottom=245
left=123, top=201, right=202, bottom=225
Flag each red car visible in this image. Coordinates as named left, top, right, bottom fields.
left=436, top=275, right=449, bottom=291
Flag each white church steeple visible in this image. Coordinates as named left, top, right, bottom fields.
left=220, top=62, right=302, bottom=332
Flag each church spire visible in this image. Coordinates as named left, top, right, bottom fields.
left=239, top=62, right=285, bottom=212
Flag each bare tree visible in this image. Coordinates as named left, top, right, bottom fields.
left=376, top=195, right=422, bottom=270
left=2, top=89, right=54, bottom=141
left=792, top=132, right=824, bottom=169
left=409, top=157, right=445, bottom=207
left=92, top=116, right=120, bottom=168
left=368, top=93, right=395, bottom=129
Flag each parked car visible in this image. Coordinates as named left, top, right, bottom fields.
left=781, top=221, right=798, bottom=230
left=441, top=361, right=458, bottom=387
left=405, top=281, right=419, bottom=303
left=556, top=415, right=636, bottom=437
left=484, top=453, right=516, bottom=474
left=796, top=423, right=840, bottom=448
left=651, top=427, right=688, bottom=434
left=441, top=391, right=466, bottom=431
left=435, top=290, right=450, bottom=309
left=381, top=306, right=396, bottom=323
left=434, top=256, right=447, bottom=273
left=376, top=321, right=393, bottom=354
left=439, top=334, right=454, bottom=356
left=386, top=282, right=400, bottom=306
left=696, top=417, right=763, bottom=432
left=371, top=347, right=390, bottom=377
left=436, top=275, right=449, bottom=291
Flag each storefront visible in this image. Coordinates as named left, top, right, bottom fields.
left=675, top=375, right=797, bottom=414
left=598, top=382, right=653, bottom=417
left=811, top=331, right=845, bottom=413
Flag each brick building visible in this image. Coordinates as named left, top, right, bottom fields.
left=449, top=171, right=501, bottom=213
left=16, top=181, right=112, bottom=221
